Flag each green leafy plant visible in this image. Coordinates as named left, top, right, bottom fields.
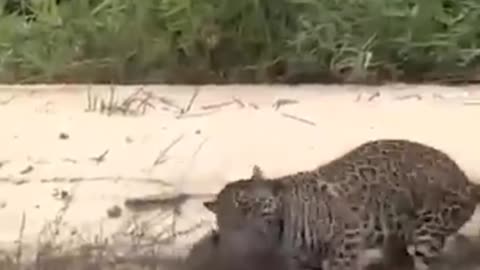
left=0, top=0, right=479, bottom=84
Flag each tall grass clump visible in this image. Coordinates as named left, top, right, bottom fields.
left=0, top=0, right=480, bottom=84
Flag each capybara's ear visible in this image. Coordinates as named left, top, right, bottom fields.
left=251, top=165, right=265, bottom=180
left=203, top=200, right=218, bottom=213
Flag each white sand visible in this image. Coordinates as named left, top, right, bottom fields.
left=0, top=83, right=480, bottom=260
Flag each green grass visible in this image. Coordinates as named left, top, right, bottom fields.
left=1, top=0, right=480, bottom=84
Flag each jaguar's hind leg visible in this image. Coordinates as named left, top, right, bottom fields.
left=410, top=218, right=450, bottom=270
left=410, top=192, right=476, bottom=270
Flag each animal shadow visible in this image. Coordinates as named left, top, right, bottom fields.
left=366, top=233, right=480, bottom=270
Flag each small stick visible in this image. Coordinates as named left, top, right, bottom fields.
left=281, top=113, right=316, bottom=126
left=272, top=98, right=299, bottom=110
left=201, top=101, right=234, bottom=110
left=19, top=165, right=34, bottom=175
left=124, top=193, right=213, bottom=211
left=396, top=94, right=422, bottom=100
left=232, top=97, right=246, bottom=108
left=90, top=149, right=109, bottom=164
left=0, top=95, right=15, bottom=105
left=15, top=211, right=26, bottom=265
left=367, top=91, right=380, bottom=101
left=181, top=88, right=200, bottom=114
left=153, top=134, right=184, bottom=166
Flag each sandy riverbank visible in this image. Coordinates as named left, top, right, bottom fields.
left=0, top=84, right=480, bottom=263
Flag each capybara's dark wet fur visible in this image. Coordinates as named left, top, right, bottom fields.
left=183, top=227, right=292, bottom=270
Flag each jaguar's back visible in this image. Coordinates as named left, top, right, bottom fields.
left=317, top=139, right=473, bottom=199
left=312, top=139, right=480, bottom=269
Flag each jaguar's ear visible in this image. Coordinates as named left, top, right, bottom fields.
left=203, top=200, right=218, bottom=213
left=271, top=180, right=283, bottom=196
left=251, top=165, right=265, bottom=180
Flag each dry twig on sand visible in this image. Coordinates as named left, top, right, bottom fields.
left=124, top=192, right=214, bottom=212
left=280, top=112, right=316, bottom=126
left=152, top=134, right=184, bottom=166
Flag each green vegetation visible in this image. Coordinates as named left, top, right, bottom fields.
left=1, top=0, right=480, bottom=84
